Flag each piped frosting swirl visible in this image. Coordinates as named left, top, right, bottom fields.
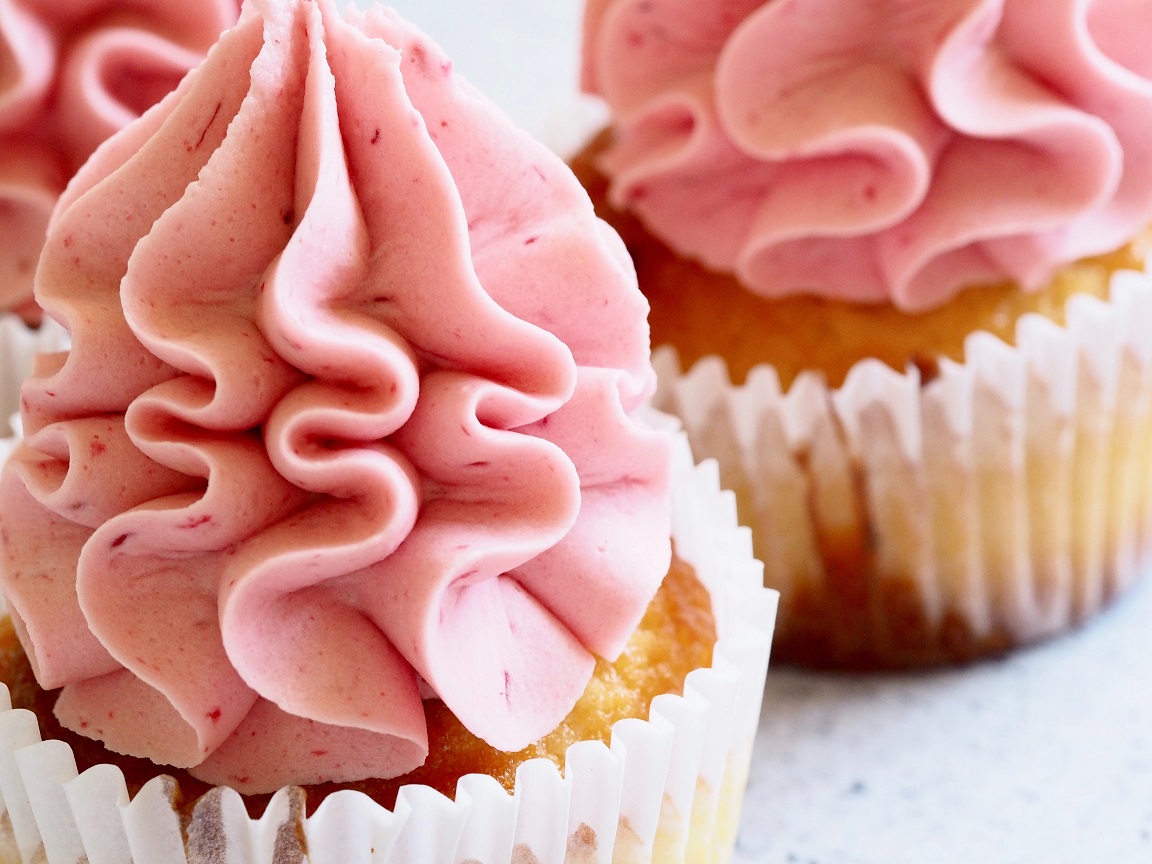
left=0, top=0, right=671, bottom=792
left=583, top=0, right=1152, bottom=311
left=0, top=0, right=240, bottom=315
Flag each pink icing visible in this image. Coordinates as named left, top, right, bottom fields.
left=0, top=0, right=671, bottom=792
left=583, top=0, right=1152, bottom=311
left=0, top=0, right=240, bottom=315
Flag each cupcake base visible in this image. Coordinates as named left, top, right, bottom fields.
left=0, top=436, right=776, bottom=864
left=653, top=263, right=1152, bottom=668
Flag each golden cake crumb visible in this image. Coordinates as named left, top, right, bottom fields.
left=0, top=552, right=714, bottom=815
left=572, top=132, right=1147, bottom=390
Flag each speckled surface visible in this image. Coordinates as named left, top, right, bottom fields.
left=737, top=578, right=1152, bottom=863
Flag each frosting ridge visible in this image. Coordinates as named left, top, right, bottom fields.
left=0, top=0, right=241, bottom=314
left=0, top=0, right=672, bottom=792
left=583, top=0, right=1152, bottom=311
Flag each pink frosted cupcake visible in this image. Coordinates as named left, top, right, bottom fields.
left=576, top=0, right=1152, bottom=667
left=0, top=1, right=776, bottom=861
left=0, top=0, right=240, bottom=318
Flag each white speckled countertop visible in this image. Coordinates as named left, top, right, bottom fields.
left=377, top=3, right=1152, bottom=860
left=738, top=581, right=1152, bottom=863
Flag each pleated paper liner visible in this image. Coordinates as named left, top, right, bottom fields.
left=0, top=432, right=777, bottom=864
left=654, top=264, right=1152, bottom=669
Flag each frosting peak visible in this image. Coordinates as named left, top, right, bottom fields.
left=1, top=0, right=672, bottom=792
left=584, top=0, right=1152, bottom=311
left=0, top=0, right=241, bottom=316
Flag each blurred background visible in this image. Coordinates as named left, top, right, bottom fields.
left=375, top=0, right=587, bottom=141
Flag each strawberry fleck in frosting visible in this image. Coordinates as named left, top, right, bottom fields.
left=583, top=0, right=1152, bottom=311
left=0, top=0, right=241, bottom=315
left=0, top=0, right=672, bottom=793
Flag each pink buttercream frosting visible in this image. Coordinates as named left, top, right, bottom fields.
left=0, top=0, right=672, bottom=792
left=583, top=0, right=1152, bottom=311
left=0, top=0, right=240, bottom=315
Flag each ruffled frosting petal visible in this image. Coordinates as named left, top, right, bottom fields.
left=0, top=0, right=239, bottom=313
left=585, top=0, right=1152, bottom=310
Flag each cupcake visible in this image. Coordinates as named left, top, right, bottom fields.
left=0, top=0, right=241, bottom=319
left=576, top=0, right=1152, bottom=667
left=0, top=0, right=777, bottom=861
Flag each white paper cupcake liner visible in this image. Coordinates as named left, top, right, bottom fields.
left=0, top=427, right=776, bottom=864
left=653, top=258, right=1152, bottom=667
